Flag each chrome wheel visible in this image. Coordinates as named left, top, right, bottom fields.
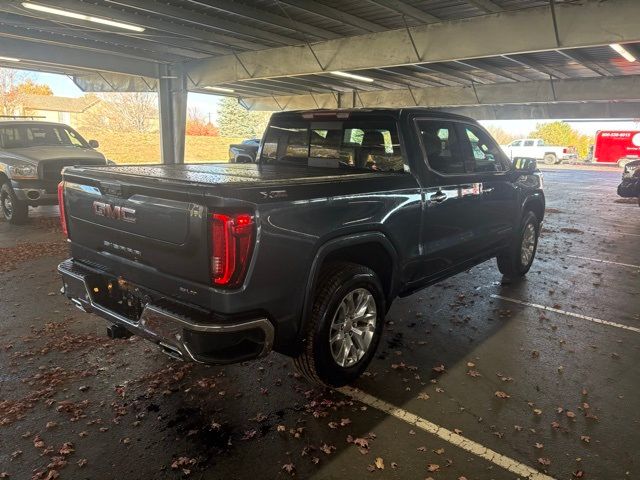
left=520, top=222, right=536, bottom=266
left=329, top=288, right=377, bottom=368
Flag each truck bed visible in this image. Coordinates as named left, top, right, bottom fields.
left=64, top=162, right=384, bottom=189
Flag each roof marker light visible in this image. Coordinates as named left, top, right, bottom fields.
left=204, top=86, right=235, bottom=93
left=610, top=43, right=636, bottom=63
left=330, top=71, right=375, bottom=83
left=22, top=2, right=146, bottom=32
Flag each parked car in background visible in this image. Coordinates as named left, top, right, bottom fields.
left=229, top=138, right=260, bottom=163
left=501, top=138, right=577, bottom=165
left=617, top=159, right=640, bottom=206
left=0, top=120, right=107, bottom=224
left=58, top=108, right=544, bottom=387
left=592, top=130, right=640, bottom=167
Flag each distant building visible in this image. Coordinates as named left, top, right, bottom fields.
left=18, top=95, right=101, bottom=128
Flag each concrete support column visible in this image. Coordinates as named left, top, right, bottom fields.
left=158, top=64, right=187, bottom=164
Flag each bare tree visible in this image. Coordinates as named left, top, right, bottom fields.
left=0, top=68, right=27, bottom=116
left=80, top=92, right=159, bottom=133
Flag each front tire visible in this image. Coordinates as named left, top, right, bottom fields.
left=497, top=211, right=540, bottom=278
left=294, top=262, right=385, bottom=387
left=543, top=153, right=557, bottom=165
left=1, top=182, right=28, bottom=225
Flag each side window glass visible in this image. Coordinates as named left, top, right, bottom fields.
left=417, top=120, right=464, bottom=175
left=461, top=124, right=506, bottom=173
left=511, top=140, right=522, bottom=147
left=537, top=140, right=545, bottom=146
left=523, top=140, right=535, bottom=147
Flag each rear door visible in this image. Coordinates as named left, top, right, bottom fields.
left=415, top=118, right=487, bottom=276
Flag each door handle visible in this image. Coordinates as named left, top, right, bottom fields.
left=429, top=191, right=447, bottom=203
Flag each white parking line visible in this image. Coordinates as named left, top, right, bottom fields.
left=566, top=254, right=640, bottom=270
left=338, top=386, right=556, bottom=480
left=490, top=294, right=640, bottom=334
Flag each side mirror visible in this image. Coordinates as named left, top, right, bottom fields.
left=88, top=139, right=99, bottom=148
left=513, top=157, right=537, bottom=173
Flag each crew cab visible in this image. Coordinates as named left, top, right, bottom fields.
left=58, top=108, right=544, bottom=386
left=0, top=120, right=107, bottom=224
left=501, top=138, right=577, bottom=165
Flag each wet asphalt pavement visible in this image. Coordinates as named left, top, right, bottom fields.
left=0, top=167, right=638, bottom=480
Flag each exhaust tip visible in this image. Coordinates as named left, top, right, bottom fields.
left=26, top=190, right=41, bottom=200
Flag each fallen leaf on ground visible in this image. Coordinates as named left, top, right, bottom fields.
left=495, top=391, right=510, bottom=399
left=427, top=464, right=440, bottom=472
left=375, top=457, right=384, bottom=470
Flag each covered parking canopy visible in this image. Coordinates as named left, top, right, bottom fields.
left=1, top=0, right=640, bottom=163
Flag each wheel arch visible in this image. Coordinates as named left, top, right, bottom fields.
left=298, top=232, right=399, bottom=343
left=522, top=193, right=545, bottom=224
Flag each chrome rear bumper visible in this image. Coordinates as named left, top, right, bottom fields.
left=58, top=259, right=274, bottom=364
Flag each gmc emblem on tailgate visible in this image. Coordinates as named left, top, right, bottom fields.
left=92, top=201, right=136, bottom=223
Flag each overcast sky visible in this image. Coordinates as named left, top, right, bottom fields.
left=26, top=71, right=640, bottom=136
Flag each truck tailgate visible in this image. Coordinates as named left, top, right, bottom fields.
left=64, top=178, right=211, bottom=285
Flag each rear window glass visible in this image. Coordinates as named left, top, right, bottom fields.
left=260, top=115, right=405, bottom=172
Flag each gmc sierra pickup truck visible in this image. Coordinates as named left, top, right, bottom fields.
left=58, top=108, right=544, bottom=387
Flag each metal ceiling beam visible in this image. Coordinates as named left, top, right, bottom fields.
left=0, top=36, right=158, bottom=77
left=418, top=64, right=493, bottom=84
left=187, top=0, right=640, bottom=86
left=558, top=50, right=613, bottom=77
left=466, top=0, right=503, bottom=14
left=276, top=0, right=386, bottom=33
left=6, top=0, right=264, bottom=51
left=0, top=5, right=234, bottom=55
left=367, top=0, right=440, bottom=23
left=441, top=102, right=640, bottom=120
left=186, top=0, right=340, bottom=40
left=106, top=0, right=303, bottom=46
left=456, top=59, right=531, bottom=82
left=502, top=55, right=570, bottom=79
left=0, top=19, right=187, bottom=63
left=240, top=75, right=640, bottom=111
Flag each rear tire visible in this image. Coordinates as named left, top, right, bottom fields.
left=497, top=211, right=540, bottom=278
left=293, top=262, right=385, bottom=387
left=1, top=182, right=28, bottom=225
left=543, top=153, right=557, bottom=165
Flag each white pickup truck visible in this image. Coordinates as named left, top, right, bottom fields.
left=501, top=138, right=577, bottom=165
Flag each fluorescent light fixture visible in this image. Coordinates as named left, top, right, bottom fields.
left=330, top=71, right=374, bottom=83
left=0, top=56, right=20, bottom=62
left=22, top=2, right=145, bottom=32
left=204, top=86, right=235, bottom=93
left=610, top=43, right=636, bottom=62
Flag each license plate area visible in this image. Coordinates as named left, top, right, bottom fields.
left=86, top=274, right=150, bottom=322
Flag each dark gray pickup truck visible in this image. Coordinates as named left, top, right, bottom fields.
left=58, top=108, right=544, bottom=386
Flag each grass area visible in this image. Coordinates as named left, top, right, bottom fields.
left=78, top=129, right=244, bottom=164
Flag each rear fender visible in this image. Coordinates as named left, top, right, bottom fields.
left=293, top=232, right=399, bottom=352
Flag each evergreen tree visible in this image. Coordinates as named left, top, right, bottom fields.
left=216, top=97, right=271, bottom=138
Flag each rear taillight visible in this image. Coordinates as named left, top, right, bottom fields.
left=210, top=212, right=255, bottom=287
left=57, top=181, right=68, bottom=238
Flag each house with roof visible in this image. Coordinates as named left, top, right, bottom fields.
left=18, top=94, right=101, bottom=128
